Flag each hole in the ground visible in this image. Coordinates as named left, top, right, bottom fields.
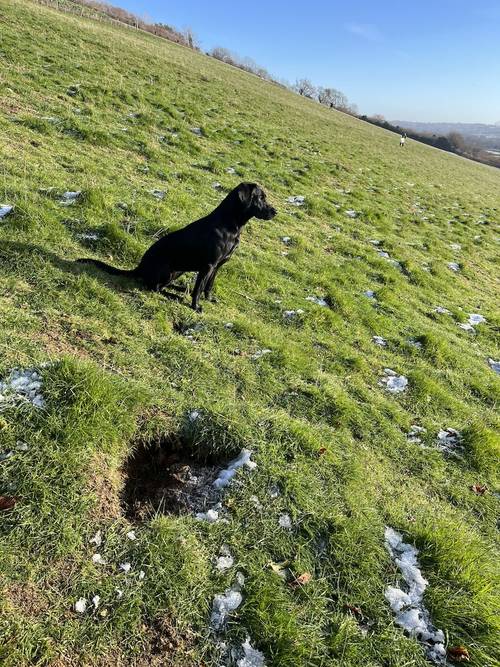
left=121, top=436, right=230, bottom=522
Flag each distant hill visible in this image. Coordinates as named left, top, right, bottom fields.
left=392, top=120, right=500, bottom=143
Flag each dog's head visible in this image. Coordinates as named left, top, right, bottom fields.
left=236, top=183, right=277, bottom=220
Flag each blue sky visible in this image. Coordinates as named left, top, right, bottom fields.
left=116, top=0, right=499, bottom=123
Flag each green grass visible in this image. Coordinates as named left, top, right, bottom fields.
left=0, top=1, right=499, bottom=665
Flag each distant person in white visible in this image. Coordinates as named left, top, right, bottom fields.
left=400, top=132, right=407, bottom=147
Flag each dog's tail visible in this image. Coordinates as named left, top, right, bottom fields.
left=77, top=258, right=139, bottom=278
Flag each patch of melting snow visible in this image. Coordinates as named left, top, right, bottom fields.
left=213, top=449, right=257, bottom=490
left=0, top=205, right=14, bottom=219
left=433, top=306, right=450, bottom=315
left=458, top=313, right=486, bottom=332
left=92, top=553, right=106, bottom=565
left=373, top=336, right=387, bottom=347
left=436, top=428, right=462, bottom=455
left=210, top=572, right=245, bottom=630
left=305, top=296, right=328, bottom=307
left=408, top=339, right=423, bottom=350
left=77, top=233, right=99, bottom=241
left=226, top=167, right=236, bottom=174
left=378, top=369, right=408, bottom=394
left=190, top=127, right=203, bottom=135
left=120, top=562, right=132, bottom=573
left=377, top=250, right=390, bottom=259
left=447, top=262, right=460, bottom=272
left=487, top=358, right=500, bottom=374
left=216, top=547, right=234, bottom=572
left=196, top=508, right=220, bottom=523
left=0, top=367, right=45, bottom=410
left=92, top=595, right=100, bottom=610
left=450, top=243, right=461, bottom=251
left=368, top=239, right=381, bottom=245
left=126, top=530, right=136, bottom=541
left=345, top=209, right=357, bottom=218
left=363, top=290, right=376, bottom=299
left=75, top=598, right=87, bottom=613
left=286, top=195, right=305, bottom=206
left=212, top=182, right=222, bottom=189
left=250, top=349, right=272, bottom=360
left=407, top=425, right=426, bottom=445
left=59, top=191, right=81, bottom=205
left=89, top=530, right=102, bottom=547
left=283, top=309, right=304, bottom=319
left=384, top=527, right=446, bottom=664
left=281, top=236, right=292, bottom=245
left=237, top=637, right=267, bottom=667
left=279, top=513, right=292, bottom=530
left=148, top=189, right=166, bottom=200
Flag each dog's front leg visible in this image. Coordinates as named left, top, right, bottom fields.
left=191, top=267, right=213, bottom=312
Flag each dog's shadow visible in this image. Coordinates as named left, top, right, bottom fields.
left=0, top=241, right=190, bottom=304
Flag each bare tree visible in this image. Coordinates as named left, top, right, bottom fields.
left=294, top=78, right=317, bottom=99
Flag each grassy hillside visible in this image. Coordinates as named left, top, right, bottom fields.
left=0, top=1, right=499, bottom=665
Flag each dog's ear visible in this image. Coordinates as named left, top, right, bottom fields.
left=237, top=182, right=257, bottom=206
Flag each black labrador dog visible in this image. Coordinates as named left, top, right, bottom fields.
left=78, top=182, right=276, bottom=311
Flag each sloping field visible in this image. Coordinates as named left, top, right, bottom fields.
left=0, top=1, right=499, bottom=665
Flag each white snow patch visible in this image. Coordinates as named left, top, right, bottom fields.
left=213, top=448, right=257, bottom=490
left=487, top=358, right=500, bottom=374
left=92, top=553, right=106, bottom=565
left=89, top=530, right=102, bottom=547
left=148, top=189, right=166, bottom=200
left=447, top=262, right=460, bottom=272
left=433, top=306, right=450, bottom=315
left=408, top=339, right=423, bottom=350
left=126, top=530, right=136, bottom=541
left=210, top=572, right=245, bottom=630
left=450, top=243, right=461, bottom=251
left=384, top=527, right=446, bottom=664
left=226, top=167, right=236, bottom=174
left=377, top=250, right=390, bottom=259
left=279, top=513, right=292, bottom=530
left=436, top=428, right=462, bottom=455
left=378, top=369, right=408, bottom=394
left=363, top=290, right=376, bottom=299
left=216, top=555, right=234, bottom=571
left=212, top=182, right=222, bottom=189
left=407, top=425, right=426, bottom=445
left=345, top=209, right=357, bottom=218
left=237, top=637, right=267, bottom=667
left=0, top=367, right=45, bottom=410
left=468, top=313, right=486, bottom=325
left=119, top=562, right=132, bottom=573
left=189, top=410, right=200, bottom=422
left=373, top=336, right=387, bottom=347
left=75, top=598, right=87, bottom=613
left=368, top=239, right=381, bottom=245
left=77, top=233, right=99, bottom=241
left=306, top=296, right=328, bottom=307
left=285, top=195, right=305, bottom=206
left=251, top=349, right=272, bottom=360
left=59, top=191, right=81, bottom=205
left=281, top=236, right=292, bottom=244
left=0, top=205, right=14, bottom=219
left=92, top=595, right=100, bottom=609
left=196, top=508, right=220, bottom=523
left=283, top=309, right=304, bottom=319
left=190, top=127, right=203, bottom=135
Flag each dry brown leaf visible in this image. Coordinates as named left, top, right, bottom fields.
left=318, top=447, right=327, bottom=456
left=447, top=645, right=470, bottom=662
left=345, top=603, right=364, bottom=620
left=289, top=572, right=312, bottom=588
left=0, top=496, right=18, bottom=511
left=470, top=484, right=488, bottom=495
